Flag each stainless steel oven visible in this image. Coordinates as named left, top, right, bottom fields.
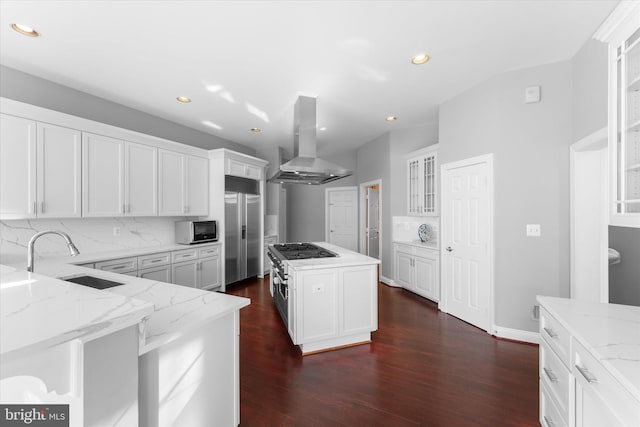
left=267, top=249, right=289, bottom=326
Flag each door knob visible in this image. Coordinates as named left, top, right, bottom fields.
left=446, top=246, right=453, bottom=252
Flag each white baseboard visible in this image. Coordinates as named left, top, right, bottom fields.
left=492, top=325, right=539, bottom=344
left=379, top=276, right=399, bottom=287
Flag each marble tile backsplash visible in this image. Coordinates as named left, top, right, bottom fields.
left=392, top=216, right=439, bottom=245
left=0, top=217, right=183, bottom=265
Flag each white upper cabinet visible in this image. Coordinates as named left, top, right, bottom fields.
left=225, top=158, right=262, bottom=180
left=159, top=150, right=209, bottom=216
left=125, top=142, right=157, bottom=216
left=0, top=114, right=37, bottom=219
left=186, top=155, right=209, bottom=216
left=407, top=144, right=438, bottom=216
left=0, top=115, right=81, bottom=219
left=37, top=122, right=82, bottom=218
left=596, top=3, right=640, bottom=227
left=158, top=149, right=185, bottom=216
left=82, top=132, right=124, bottom=217
left=1, top=99, right=211, bottom=219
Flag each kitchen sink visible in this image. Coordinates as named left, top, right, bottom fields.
left=61, top=275, right=124, bottom=290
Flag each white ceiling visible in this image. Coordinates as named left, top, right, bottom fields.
left=0, top=1, right=618, bottom=156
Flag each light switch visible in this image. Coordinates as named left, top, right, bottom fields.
left=526, top=224, right=541, bottom=237
left=525, top=86, right=541, bottom=104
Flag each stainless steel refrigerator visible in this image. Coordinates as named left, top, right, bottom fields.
left=225, top=176, right=260, bottom=285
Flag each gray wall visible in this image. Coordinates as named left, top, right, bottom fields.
left=0, top=65, right=253, bottom=154
left=439, top=61, right=573, bottom=332
left=286, top=151, right=358, bottom=243
left=356, top=132, right=391, bottom=277
left=609, top=226, right=640, bottom=306
left=572, top=39, right=609, bottom=141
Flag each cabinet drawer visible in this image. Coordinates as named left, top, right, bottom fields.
left=197, top=245, right=219, bottom=258
left=573, top=338, right=640, bottom=425
left=540, top=340, right=571, bottom=423
left=540, top=307, right=571, bottom=369
left=138, top=252, right=170, bottom=268
left=540, top=380, right=568, bottom=427
left=95, top=257, right=137, bottom=273
left=393, top=243, right=413, bottom=256
left=172, top=248, right=198, bottom=263
left=415, top=247, right=438, bottom=260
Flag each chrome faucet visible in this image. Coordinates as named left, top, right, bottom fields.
left=27, top=230, right=80, bottom=272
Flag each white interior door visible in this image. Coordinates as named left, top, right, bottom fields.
left=441, top=155, right=493, bottom=332
left=367, top=187, right=380, bottom=259
left=326, top=187, right=358, bottom=251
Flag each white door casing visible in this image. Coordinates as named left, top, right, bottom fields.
left=326, top=187, right=358, bottom=251
left=358, top=180, right=382, bottom=258
left=570, top=127, right=609, bottom=303
left=367, top=187, right=380, bottom=259
left=440, top=154, right=494, bottom=333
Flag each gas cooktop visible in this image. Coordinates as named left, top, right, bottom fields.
left=271, top=243, right=338, bottom=260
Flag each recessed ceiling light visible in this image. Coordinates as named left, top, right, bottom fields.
left=411, top=53, right=430, bottom=65
left=11, top=23, right=40, bottom=37
left=251, top=128, right=261, bottom=133
left=386, top=116, right=398, bottom=122
left=176, top=96, right=191, bottom=103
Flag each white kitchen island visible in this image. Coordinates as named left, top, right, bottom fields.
left=275, top=243, right=380, bottom=355
left=1, top=259, right=250, bottom=427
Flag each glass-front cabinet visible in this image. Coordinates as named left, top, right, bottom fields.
left=597, top=2, right=640, bottom=227
left=407, top=144, right=438, bottom=216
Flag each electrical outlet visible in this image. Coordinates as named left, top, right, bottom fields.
left=113, top=227, right=121, bottom=237
left=526, top=224, right=541, bottom=237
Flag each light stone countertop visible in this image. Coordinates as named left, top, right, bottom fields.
left=3, top=241, right=249, bottom=358
left=21, top=260, right=250, bottom=355
left=0, top=264, right=154, bottom=362
left=537, top=296, right=640, bottom=401
left=284, top=242, right=380, bottom=271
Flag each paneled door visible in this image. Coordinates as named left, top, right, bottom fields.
left=326, top=187, right=358, bottom=251
left=441, top=154, right=493, bottom=332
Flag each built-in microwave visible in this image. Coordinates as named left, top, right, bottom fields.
left=175, top=220, right=218, bottom=245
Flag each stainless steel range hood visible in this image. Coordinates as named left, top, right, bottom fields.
left=268, top=96, right=352, bottom=185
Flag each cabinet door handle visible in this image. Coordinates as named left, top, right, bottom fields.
left=112, top=265, right=126, bottom=270
left=543, top=415, right=556, bottom=427
left=40, top=201, right=45, bottom=214
left=543, top=367, right=558, bottom=382
left=33, top=201, right=37, bottom=215
left=575, top=365, right=598, bottom=384
left=543, top=327, right=558, bottom=338
left=445, top=246, right=453, bottom=252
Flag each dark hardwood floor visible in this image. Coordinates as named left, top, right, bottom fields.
left=226, top=276, right=539, bottom=427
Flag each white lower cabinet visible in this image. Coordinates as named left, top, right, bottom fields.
left=78, top=243, right=221, bottom=290
left=199, top=256, right=221, bottom=290
left=172, top=260, right=199, bottom=288
left=393, top=243, right=439, bottom=301
left=538, top=301, right=640, bottom=427
left=289, top=264, right=377, bottom=354
left=138, top=265, right=172, bottom=283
